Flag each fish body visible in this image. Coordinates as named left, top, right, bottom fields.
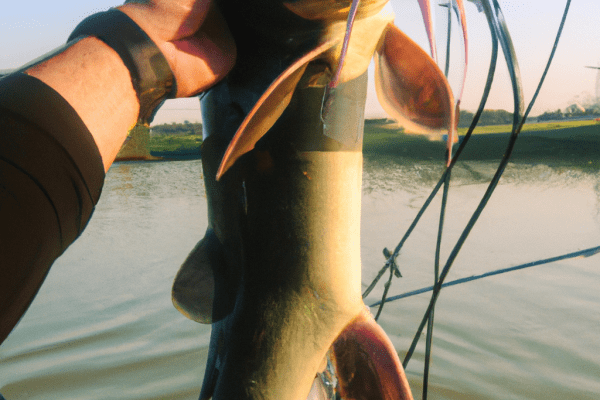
left=172, top=0, right=467, bottom=398
left=190, top=66, right=375, bottom=400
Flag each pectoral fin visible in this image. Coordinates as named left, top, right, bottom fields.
left=306, top=375, right=330, bottom=400
left=172, top=235, right=217, bottom=324
left=216, top=40, right=337, bottom=180
left=375, top=23, right=455, bottom=141
left=330, top=308, right=414, bottom=400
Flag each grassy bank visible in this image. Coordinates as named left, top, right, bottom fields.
left=457, top=119, right=600, bottom=135
left=147, top=119, right=600, bottom=165
left=363, top=119, right=600, bottom=167
left=149, top=134, right=203, bottom=158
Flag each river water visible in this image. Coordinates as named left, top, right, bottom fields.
left=1, top=158, right=599, bottom=399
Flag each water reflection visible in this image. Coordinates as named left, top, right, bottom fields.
left=361, top=156, right=600, bottom=400
left=0, top=158, right=598, bottom=399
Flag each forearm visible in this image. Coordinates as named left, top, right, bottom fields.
left=0, top=18, right=140, bottom=344
left=0, top=72, right=106, bottom=344
left=26, top=36, right=140, bottom=172
left=0, top=0, right=234, bottom=346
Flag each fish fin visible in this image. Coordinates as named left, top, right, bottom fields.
left=172, top=235, right=216, bottom=324
left=216, top=40, right=337, bottom=180
left=417, top=0, right=437, bottom=61
left=448, top=0, right=468, bottom=164
left=375, top=23, right=455, bottom=142
left=331, top=308, right=414, bottom=400
left=455, top=0, right=469, bottom=101
left=306, top=375, right=330, bottom=400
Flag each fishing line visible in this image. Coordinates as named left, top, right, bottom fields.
left=360, top=0, right=570, bottom=394
left=374, top=259, right=395, bottom=320
left=423, top=164, right=451, bottom=399
left=329, top=0, right=361, bottom=88
left=364, top=3, right=500, bottom=394
left=424, top=3, right=456, bottom=392
left=362, top=0, right=500, bottom=301
left=443, top=1, right=452, bottom=78
left=370, top=244, right=599, bottom=307
left=403, top=0, right=527, bottom=368
left=402, top=0, right=571, bottom=369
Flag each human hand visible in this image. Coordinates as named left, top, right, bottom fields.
left=118, top=0, right=236, bottom=98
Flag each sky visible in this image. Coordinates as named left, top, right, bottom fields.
left=1, top=0, right=599, bottom=126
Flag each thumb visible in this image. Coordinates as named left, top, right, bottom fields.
left=168, top=3, right=236, bottom=97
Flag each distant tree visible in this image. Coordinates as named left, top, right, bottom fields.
left=364, top=118, right=394, bottom=126
left=363, top=118, right=404, bottom=133
left=585, top=105, right=600, bottom=116
left=537, top=109, right=564, bottom=121
left=458, top=110, right=474, bottom=127
left=150, top=122, right=203, bottom=136
left=458, top=109, right=513, bottom=127
left=564, top=104, right=585, bottom=116
left=478, top=109, right=514, bottom=125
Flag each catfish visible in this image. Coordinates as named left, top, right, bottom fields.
left=172, top=0, right=467, bottom=398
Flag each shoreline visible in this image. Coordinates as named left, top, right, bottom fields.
left=115, top=119, right=599, bottom=166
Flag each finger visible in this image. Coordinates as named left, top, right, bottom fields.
left=162, top=34, right=232, bottom=97
left=168, top=0, right=214, bottom=40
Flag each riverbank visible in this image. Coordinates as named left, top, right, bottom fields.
left=149, top=134, right=202, bottom=160
left=362, top=119, right=600, bottom=167
left=135, top=119, right=600, bottom=165
left=4, top=159, right=599, bottom=400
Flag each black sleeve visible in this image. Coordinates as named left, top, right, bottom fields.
left=0, top=73, right=105, bottom=344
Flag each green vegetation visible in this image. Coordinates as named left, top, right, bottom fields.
left=149, top=134, right=203, bottom=153
left=151, top=121, right=203, bottom=136
left=537, top=105, right=600, bottom=121
left=363, top=123, right=445, bottom=159
left=459, top=107, right=600, bottom=126
left=147, top=117, right=599, bottom=165
left=148, top=122, right=203, bottom=157
left=363, top=118, right=600, bottom=166
left=458, top=119, right=600, bottom=135
left=459, top=109, right=515, bottom=127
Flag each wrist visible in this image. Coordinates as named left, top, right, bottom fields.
left=68, top=9, right=177, bottom=125
left=118, top=1, right=237, bottom=98
left=26, top=36, right=139, bottom=172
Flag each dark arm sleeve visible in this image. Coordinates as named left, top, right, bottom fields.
left=0, top=73, right=105, bottom=344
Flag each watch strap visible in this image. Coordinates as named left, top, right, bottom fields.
left=68, top=9, right=177, bottom=124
